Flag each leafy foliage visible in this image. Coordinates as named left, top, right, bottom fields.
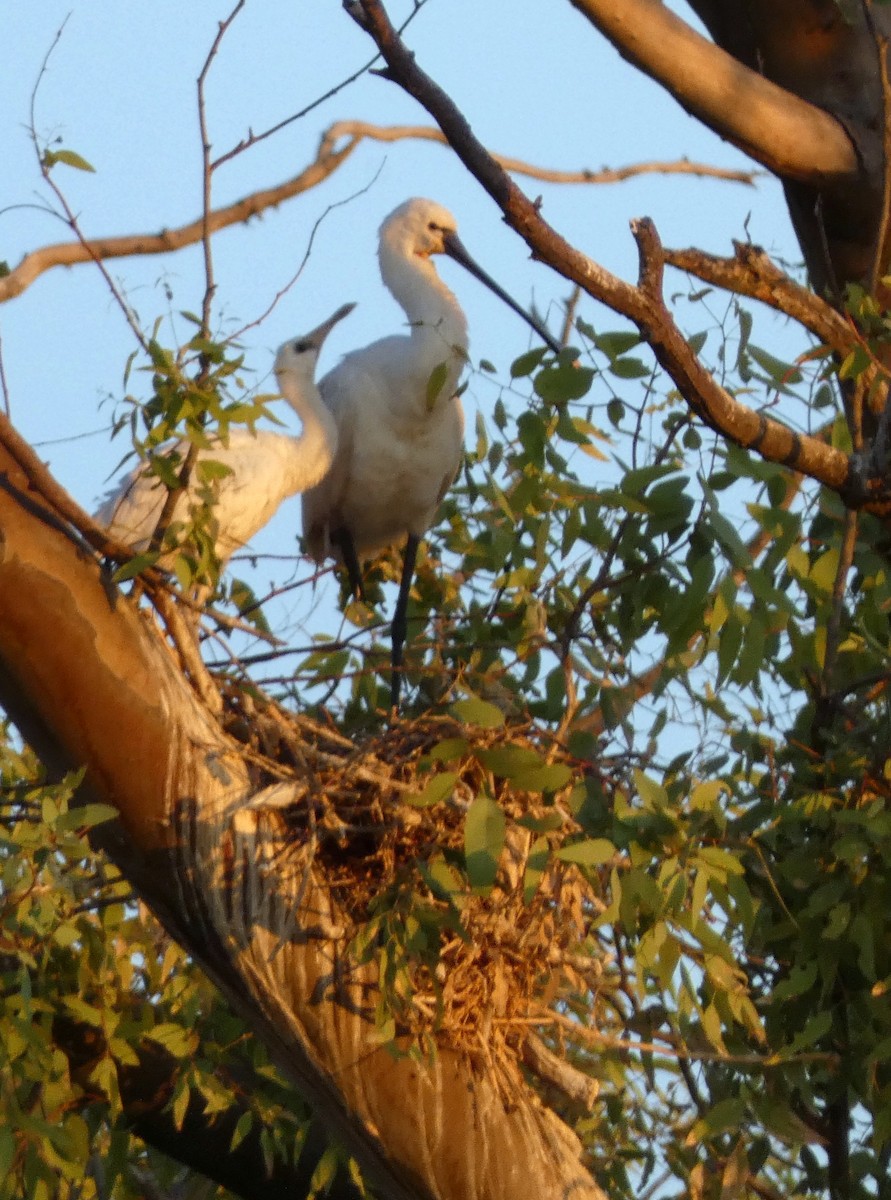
left=0, top=738, right=317, bottom=1199
left=11, top=236, right=891, bottom=1198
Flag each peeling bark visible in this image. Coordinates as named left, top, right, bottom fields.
left=0, top=437, right=604, bottom=1199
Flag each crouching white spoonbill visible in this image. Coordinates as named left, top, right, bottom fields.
left=96, top=302, right=354, bottom=573
left=301, top=197, right=561, bottom=710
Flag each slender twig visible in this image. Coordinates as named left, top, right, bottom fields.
left=317, top=121, right=762, bottom=187
left=27, top=26, right=149, bottom=352
left=0, top=335, right=11, bottom=417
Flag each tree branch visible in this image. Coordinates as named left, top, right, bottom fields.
left=1, top=120, right=758, bottom=306
left=55, top=1014, right=364, bottom=1200
left=566, top=0, right=858, bottom=184
left=353, top=0, right=853, bottom=498
left=661, top=240, right=855, bottom=354
left=320, top=119, right=761, bottom=186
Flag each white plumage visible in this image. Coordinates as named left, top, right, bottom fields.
left=301, top=198, right=559, bottom=707
left=96, top=303, right=353, bottom=568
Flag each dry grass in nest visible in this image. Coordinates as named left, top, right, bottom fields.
left=223, top=692, right=614, bottom=1094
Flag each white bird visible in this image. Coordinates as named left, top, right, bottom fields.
left=301, top=197, right=560, bottom=708
left=96, top=302, right=354, bottom=573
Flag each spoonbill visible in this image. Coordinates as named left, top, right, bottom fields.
left=301, top=197, right=561, bottom=709
left=96, top=302, right=354, bottom=573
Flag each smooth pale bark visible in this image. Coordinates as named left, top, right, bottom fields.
left=567, top=0, right=858, bottom=184
left=0, top=441, right=604, bottom=1200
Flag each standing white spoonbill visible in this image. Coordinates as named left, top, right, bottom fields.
left=301, top=198, right=561, bottom=709
left=96, top=302, right=354, bottom=572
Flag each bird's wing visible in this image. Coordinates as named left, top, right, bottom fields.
left=301, top=361, right=363, bottom=562
left=435, top=394, right=466, bottom=506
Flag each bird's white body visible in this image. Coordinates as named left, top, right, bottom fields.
left=302, top=199, right=467, bottom=562
left=97, top=306, right=351, bottom=567
left=300, top=198, right=558, bottom=706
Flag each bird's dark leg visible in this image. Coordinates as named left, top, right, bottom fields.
left=390, top=533, right=420, bottom=711
left=331, top=528, right=365, bottom=601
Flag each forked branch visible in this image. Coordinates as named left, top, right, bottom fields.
left=353, top=0, right=853, bottom=499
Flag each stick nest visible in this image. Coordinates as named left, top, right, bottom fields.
left=223, top=691, right=616, bottom=1103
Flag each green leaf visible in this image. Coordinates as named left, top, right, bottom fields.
left=426, top=361, right=449, bottom=410
left=511, top=762, right=573, bottom=793
left=464, top=795, right=506, bottom=891
left=112, top=552, right=159, bottom=582
left=145, top=1023, right=195, bottom=1057
left=427, top=737, right=468, bottom=763
left=608, top=356, right=651, bottom=380
left=510, top=347, right=548, bottom=377
left=228, top=578, right=272, bottom=634
left=0, top=1126, right=15, bottom=1181
left=450, top=698, right=505, bottom=729
left=419, top=857, right=466, bottom=905
left=54, top=803, right=117, bottom=832
left=594, top=330, right=641, bottom=358
left=405, top=772, right=458, bottom=808
left=45, top=148, right=96, bottom=173
left=555, top=838, right=615, bottom=866
left=523, top=836, right=550, bottom=903
left=475, top=745, right=543, bottom=777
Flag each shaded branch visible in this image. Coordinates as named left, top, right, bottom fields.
left=566, top=0, right=858, bottom=184
left=55, top=1014, right=364, bottom=1200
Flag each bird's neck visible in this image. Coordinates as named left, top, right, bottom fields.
left=380, top=247, right=469, bottom=356
left=281, top=384, right=339, bottom=489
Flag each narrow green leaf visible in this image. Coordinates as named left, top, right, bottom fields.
left=555, top=838, right=616, bottom=866
left=112, top=552, right=158, bottom=582
left=405, top=771, right=458, bottom=808
left=450, top=698, right=505, bottom=729
left=464, top=795, right=506, bottom=891
left=47, top=148, right=96, bottom=173
left=426, top=361, right=449, bottom=410
left=523, top=836, right=550, bottom=903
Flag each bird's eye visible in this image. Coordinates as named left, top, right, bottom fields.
left=293, top=339, right=312, bottom=353
left=427, top=221, right=442, bottom=232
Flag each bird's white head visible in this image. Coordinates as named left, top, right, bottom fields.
left=379, top=197, right=459, bottom=263
left=378, top=198, right=562, bottom=353
left=273, top=302, right=356, bottom=381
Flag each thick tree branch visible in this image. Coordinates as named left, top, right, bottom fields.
left=353, top=0, right=853, bottom=498
left=566, top=0, right=858, bottom=184
left=0, top=438, right=605, bottom=1200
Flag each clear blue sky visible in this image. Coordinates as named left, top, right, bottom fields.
left=0, top=0, right=802, bottom=669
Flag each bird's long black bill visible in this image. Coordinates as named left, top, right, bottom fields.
left=306, top=301, right=357, bottom=348
left=444, top=232, right=561, bottom=354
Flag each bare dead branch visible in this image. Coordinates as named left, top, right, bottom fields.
left=319, top=120, right=762, bottom=186
left=1, top=122, right=757, bottom=307
left=567, top=0, right=859, bottom=184
left=0, top=139, right=358, bottom=304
